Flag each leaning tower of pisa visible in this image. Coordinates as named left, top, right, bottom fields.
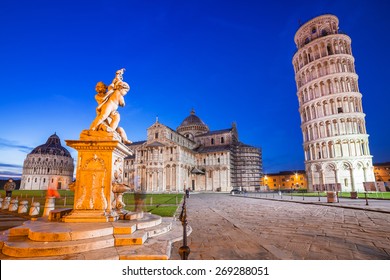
left=292, top=14, right=375, bottom=192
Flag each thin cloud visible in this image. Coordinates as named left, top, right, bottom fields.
left=0, top=163, right=23, bottom=169
left=0, top=138, right=33, bottom=153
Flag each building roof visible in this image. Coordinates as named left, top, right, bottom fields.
left=196, top=128, right=232, bottom=137
left=29, top=133, right=72, bottom=158
left=265, top=170, right=306, bottom=176
left=146, top=141, right=165, bottom=147
left=176, top=109, right=209, bottom=135
left=194, top=144, right=232, bottom=153
left=127, top=140, right=147, bottom=147
left=179, top=109, right=207, bottom=127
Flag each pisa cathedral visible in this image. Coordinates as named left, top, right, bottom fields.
left=293, top=14, right=376, bottom=192
left=123, top=110, right=262, bottom=192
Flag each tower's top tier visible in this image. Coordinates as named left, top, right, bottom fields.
left=294, top=14, right=339, bottom=49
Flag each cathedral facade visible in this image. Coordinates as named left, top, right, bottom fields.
left=21, top=133, right=74, bottom=190
left=123, top=110, right=262, bottom=192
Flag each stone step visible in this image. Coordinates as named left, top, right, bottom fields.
left=2, top=235, right=115, bottom=258
left=135, top=213, right=162, bottom=229
left=8, top=220, right=114, bottom=242
left=114, top=231, right=147, bottom=246
left=0, top=219, right=190, bottom=260
left=117, top=239, right=172, bottom=260
left=143, top=219, right=173, bottom=238
left=112, top=222, right=137, bottom=235
left=0, top=244, right=120, bottom=260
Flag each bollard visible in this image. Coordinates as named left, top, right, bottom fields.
left=365, top=192, right=369, bottom=206
left=318, top=191, right=321, bottom=201
left=2, top=197, right=11, bottom=210
left=0, top=197, right=3, bottom=208
left=43, top=197, right=56, bottom=217
left=18, top=201, right=29, bottom=214
left=8, top=199, right=19, bottom=212
left=29, top=202, right=40, bottom=216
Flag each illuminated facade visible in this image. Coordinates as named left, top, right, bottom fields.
left=123, top=110, right=262, bottom=192
left=261, top=171, right=308, bottom=191
left=374, top=162, right=390, bottom=187
left=21, top=133, right=74, bottom=190
left=292, top=14, right=375, bottom=192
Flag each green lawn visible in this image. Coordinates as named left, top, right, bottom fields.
left=290, top=191, right=390, bottom=199
left=0, top=190, right=183, bottom=217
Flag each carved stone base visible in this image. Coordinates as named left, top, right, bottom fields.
left=80, top=129, right=122, bottom=142
left=65, top=133, right=133, bottom=223
left=63, top=210, right=119, bottom=223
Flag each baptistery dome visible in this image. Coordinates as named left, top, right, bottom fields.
left=177, top=109, right=209, bottom=140
left=30, top=133, right=72, bottom=157
left=21, top=133, right=74, bottom=190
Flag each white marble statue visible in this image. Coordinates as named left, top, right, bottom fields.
left=89, top=69, right=132, bottom=144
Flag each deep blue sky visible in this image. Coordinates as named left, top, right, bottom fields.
left=1, top=0, right=389, bottom=179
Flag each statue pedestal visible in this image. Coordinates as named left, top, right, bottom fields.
left=64, top=131, right=132, bottom=223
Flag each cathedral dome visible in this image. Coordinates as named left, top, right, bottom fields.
left=30, top=133, right=72, bottom=157
left=177, top=109, right=209, bottom=139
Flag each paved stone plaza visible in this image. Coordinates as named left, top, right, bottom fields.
left=171, top=193, right=390, bottom=260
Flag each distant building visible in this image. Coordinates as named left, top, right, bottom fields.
left=21, top=133, right=74, bottom=190
left=261, top=171, right=308, bottom=191
left=374, top=162, right=390, bottom=188
left=123, top=110, right=262, bottom=192
left=292, top=14, right=375, bottom=192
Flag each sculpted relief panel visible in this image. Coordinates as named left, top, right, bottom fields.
left=75, top=154, right=108, bottom=210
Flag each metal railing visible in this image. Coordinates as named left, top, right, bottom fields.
left=178, top=192, right=190, bottom=260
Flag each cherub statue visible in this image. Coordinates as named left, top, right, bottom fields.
left=89, top=69, right=132, bottom=144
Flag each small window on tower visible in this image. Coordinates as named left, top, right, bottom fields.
left=312, top=27, right=316, bottom=34
left=338, top=107, right=343, bottom=113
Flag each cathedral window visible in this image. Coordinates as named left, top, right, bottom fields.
left=221, top=137, right=225, bottom=144
left=211, top=138, right=215, bottom=145
left=43, top=178, right=46, bottom=183
left=155, top=132, right=159, bottom=139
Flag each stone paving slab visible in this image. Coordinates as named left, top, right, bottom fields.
left=171, top=193, right=390, bottom=260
